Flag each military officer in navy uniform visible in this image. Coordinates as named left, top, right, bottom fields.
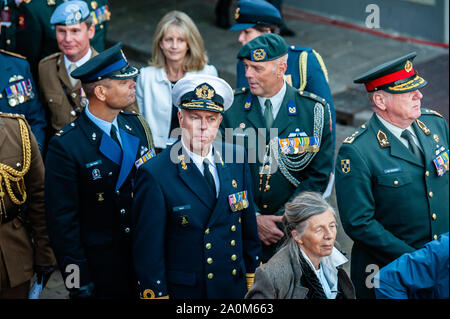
left=220, top=34, right=333, bottom=263
left=45, top=43, right=154, bottom=299
left=0, top=48, right=46, bottom=153
left=12, top=0, right=110, bottom=82
left=132, top=74, right=261, bottom=299
left=230, top=0, right=336, bottom=148
left=335, top=52, right=449, bottom=299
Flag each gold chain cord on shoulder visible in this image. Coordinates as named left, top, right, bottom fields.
left=137, top=114, right=155, bottom=150
left=299, top=51, right=308, bottom=91
left=0, top=118, right=32, bottom=206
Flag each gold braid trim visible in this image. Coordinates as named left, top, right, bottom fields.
left=246, top=273, right=255, bottom=291
left=137, top=114, right=155, bottom=150
left=299, top=51, right=308, bottom=91
left=312, top=49, right=329, bottom=83
left=0, top=118, right=32, bottom=206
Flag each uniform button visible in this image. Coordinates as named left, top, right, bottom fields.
left=205, top=243, right=212, bottom=249
left=6, top=39, right=11, bottom=45
left=433, top=235, right=438, bottom=240
left=207, top=258, right=213, bottom=264
left=207, top=273, right=214, bottom=279
left=230, top=240, right=235, bottom=246
left=124, top=227, right=130, bottom=233
left=231, top=225, right=236, bottom=232
left=432, top=213, right=437, bottom=220
left=205, top=228, right=210, bottom=234
left=100, top=24, right=104, bottom=29
left=232, top=269, right=237, bottom=276
left=116, top=190, right=120, bottom=195
left=231, top=254, right=237, bottom=261
left=238, top=217, right=241, bottom=223
left=263, top=204, right=268, bottom=209
left=0, top=93, right=3, bottom=98
left=425, top=171, right=430, bottom=177
left=429, top=191, right=433, bottom=198
left=265, top=185, right=271, bottom=191
left=394, top=180, right=399, bottom=185
left=71, top=92, right=77, bottom=98
left=70, top=110, right=76, bottom=116
left=120, top=209, right=126, bottom=215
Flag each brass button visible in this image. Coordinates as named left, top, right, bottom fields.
left=433, top=235, right=438, bottom=240
left=432, top=213, right=437, bottom=220
left=230, top=240, right=235, bottom=246
left=231, top=225, right=236, bottom=232
left=205, top=228, right=210, bottom=234
left=207, top=257, right=213, bottom=264
left=232, top=269, right=237, bottom=276
left=265, top=185, right=271, bottom=191
left=231, top=254, right=237, bottom=261
left=238, top=217, right=241, bottom=223
left=207, top=273, right=214, bottom=279
left=205, top=243, right=212, bottom=249
left=263, top=204, right=268, bottom=209
left=429, top=191, right=433, bottom=198
left=100, top=24, right=104, bottom=29
left=394, top=180, right=399, bottom=185
left=425, top=171, right=430, bottom=177
left=6, top=39, right=11, bottom=45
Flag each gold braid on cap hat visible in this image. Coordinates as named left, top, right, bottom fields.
left=0, top=118, right=31, bottom=207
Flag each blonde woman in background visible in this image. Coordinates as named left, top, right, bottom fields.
left=136, top=11, right=218, bottom=152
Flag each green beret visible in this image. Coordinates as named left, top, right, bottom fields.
left=237, top=33, right=288, bottom=62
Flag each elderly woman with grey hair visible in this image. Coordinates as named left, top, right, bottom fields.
left=245, top=192, right=355, bottom=299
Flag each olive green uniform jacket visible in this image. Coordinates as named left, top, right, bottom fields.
left=0, top=112, right=55, bottom=293
left=38, top=49, right=138, bottom=133
left=221, top=85, right=333, bottom=261
left=335, top=109, right=449, bottom=299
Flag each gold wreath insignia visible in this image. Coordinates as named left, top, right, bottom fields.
left=195, top=85, right=215, bottom=99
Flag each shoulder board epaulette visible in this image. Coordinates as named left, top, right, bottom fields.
left=422, top=108, right=443, bottom=118
left=40, top=52, right=61, bottom=63
left=234, top=87, right=249, bottom=95
left=288, top=45, right=310, bottom=53
left=343, top=123, right=368, bottom=144
left=298, top=90, right=328, bottom=106
left=54, top=122, right=76, bottom=137
left=0, top=112, right=26, bottom=119
left=0, top=49, right=26, bottom=59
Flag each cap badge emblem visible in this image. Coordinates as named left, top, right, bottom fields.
left=195, top=85, right=215, bottom=99
left=252, top=49, right=266, bottom=61
left=404, top=60, right=413, bottom=73
left=234, top=7, right=240, bottom=20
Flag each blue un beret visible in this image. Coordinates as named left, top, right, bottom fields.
left=70, top=43, right=139, bottom=83
left=50, top=0, right=90, bottom=26
left=230, top=0, right=282, bottom=31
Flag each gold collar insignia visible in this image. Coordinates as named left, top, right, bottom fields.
left=377, top=130, right=390, bottom=148
left=416, top=119, right=431, bottom=135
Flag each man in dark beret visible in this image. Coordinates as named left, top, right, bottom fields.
left=221, top=33, right=333, bottom=262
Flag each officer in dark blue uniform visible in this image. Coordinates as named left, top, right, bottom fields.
left=230, top=0, right=336, bottom=148
left=0, top=48, right=46, bottom=153
left=132, top=74, right=261, bottom=299
left=45, top=43, right=155, bottom=299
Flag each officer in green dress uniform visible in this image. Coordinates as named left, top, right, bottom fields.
left=335, top=52, right=449, bottom=299
left=12, top=0, right=110, bottom=81
left=221, top=33, right=333, bottom=262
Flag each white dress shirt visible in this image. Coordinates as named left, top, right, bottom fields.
left=181, top=138, right=220, bottom=197
left=136, top=64, right=218, bottom=149
left=64, top=48, right=92, bottom=75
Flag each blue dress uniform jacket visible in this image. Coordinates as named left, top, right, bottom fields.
left=375, top=232, right=449, bottom=299
left=0, top=50, right=46, bottom=152
left=132, top=141, right=261, bottom=299
left=335, top=109, right=449, bottom=299
left=237, top=46, right=336, bottom=147
left=45, top=109, right=152, bottom=298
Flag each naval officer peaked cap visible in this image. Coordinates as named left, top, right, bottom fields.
left=172, top=74, right=234, bottom=113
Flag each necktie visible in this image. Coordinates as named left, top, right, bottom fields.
left=110, top=125, right=122, bottom=150
left=203, top=159, right=216, bottom=197
left=401, top=129, right=423, bottom=161
left=264, top=99, right=274, bottom=128
left=68, top=63, right=79, bottom=87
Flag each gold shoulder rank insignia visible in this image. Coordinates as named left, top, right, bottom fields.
left=424, top=108, right=443, bottom=118
left=343, top=136, right=354, bottom=144
left=416, top=119, right=431, bottom=135
left=377, top=130, right=390, bottom=148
